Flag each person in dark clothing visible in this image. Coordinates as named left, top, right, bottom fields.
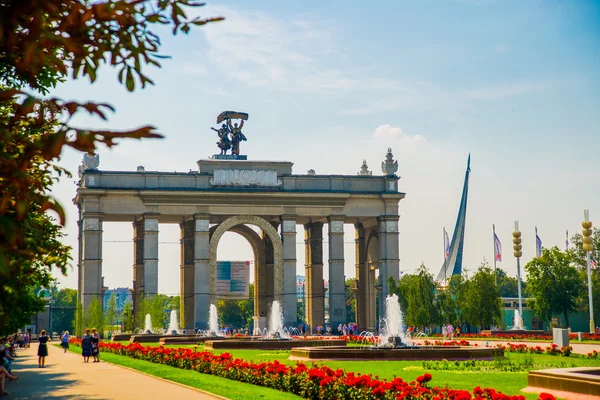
left=81, top=329, right=93, bottom=363
left=37, top=330, right=50, bottom=368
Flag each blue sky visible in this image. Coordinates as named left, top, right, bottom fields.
left=51, top=0, right=600, bottom=294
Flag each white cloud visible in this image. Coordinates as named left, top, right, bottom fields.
left=373, top=124, right=425, bottom=143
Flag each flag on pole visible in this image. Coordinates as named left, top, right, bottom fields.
left=565, top=230, right=569, bottom=251
left=494, top=233, right=502, bottom=262
left=536, top=232, right=543, bottom=258
left=444, top=230, right=450, bottom=260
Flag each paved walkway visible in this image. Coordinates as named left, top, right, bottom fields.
left=6, top=346, right=224, bottom=399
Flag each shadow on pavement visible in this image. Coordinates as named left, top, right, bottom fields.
left=7, top=353, right=108, bottom=400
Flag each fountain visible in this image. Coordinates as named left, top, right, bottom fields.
left=167, top=310, right=181, bottom=335
left=144, top=314, right=153, bottom=334
left=160, top=304, right=228, bottom=345
left=289, top=295, right=504, bottom=361
left=208, top=304, right=220, bottom=336
left=378, top=294, right=409, bottom=348
left=204, top=301, right=345, bottom=350
left=512, top=309, right=523, bottom=330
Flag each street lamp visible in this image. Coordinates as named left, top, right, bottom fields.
left=582, top=209, right=595, bottom=333
left=512, top=221, right=523, bottom=327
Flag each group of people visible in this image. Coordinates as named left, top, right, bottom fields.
left=1, top=335, right=20, bottom=395
left=80, top=328, right=100, bottom=363
left=339, top=323, right=360, bottom=336
left=441, top=324, right=460, bottom=340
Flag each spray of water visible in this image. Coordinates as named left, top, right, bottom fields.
left=268, top=301, right=289, bottom=338
left=378, top=294, right=406, bottom=347
left=209, top=304, right=220, bottom=335
left=168, top=310, right=180, bottom=334
left=144, top=314, right=153, bottom=333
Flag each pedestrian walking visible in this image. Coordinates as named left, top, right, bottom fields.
left=442, top=324, right=448, bottom=340
left=37, top=330, right=50, bottom=368
left=61, top=331, right=70, bottom=353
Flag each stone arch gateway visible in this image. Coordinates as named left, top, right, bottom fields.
left=75, top=154, right=405, bottom=332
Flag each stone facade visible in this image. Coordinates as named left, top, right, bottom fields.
left=75, top=157, right=404, bottom=331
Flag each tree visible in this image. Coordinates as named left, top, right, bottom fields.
left=148, top=296, right=165, bottom=331
left=238, top=284, right=255, bottom=330
left=525, top=247, right=585, bottom=328
left=85, top=297, right=105, bottom=337
left=121, top=300, right=135, bottom=333
left=105, top=293, right=118, bottom=329
left=50, top=286, right=77, bottom=333
left=388, top=265, right=437, bottom=330
left=345, top=278, right=356, bottom=323
left=435, top=275, right=461, bottom=327
left=460, top=263, right=502, bottom=329
left=0, top=1, right=222, bottom=328
left=495, top=269, right=519, bottom=297
left=74, top=302, right=84, bottom=337
left=570, top=228, right=600, bottom=268
left=217, top=300, right=244, bottom=328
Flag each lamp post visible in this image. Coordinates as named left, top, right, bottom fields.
left=512, top=221, right=523, bottom=326
left=582, top=209, right=595, bottom=333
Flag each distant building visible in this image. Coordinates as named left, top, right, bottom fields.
left=296, top=275, right=330, bottom=322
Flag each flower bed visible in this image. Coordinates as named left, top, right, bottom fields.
left=69, top=338, right=554, bottom=399
left=496, top=343, right=574, bottom=357
left=434, top=333, right=600, bottom=341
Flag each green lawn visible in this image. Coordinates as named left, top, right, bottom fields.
left=94, top=341, right=600, bottom=399
left=58, top=344, right=300, bottom=400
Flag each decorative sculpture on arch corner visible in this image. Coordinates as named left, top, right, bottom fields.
left=211, top=111, right=248, bottom=158
left=381, top=148, right=398, bottom=176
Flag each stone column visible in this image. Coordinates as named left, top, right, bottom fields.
left=328, top=216, right=345, bottom=329
left=304, top=222, right=324, bottom=333
left=281, top=216, right=297, bottom=326
left=377, top=215, right=400, bottom=318
left=353, top=223, right=367, bottom=331
left=180, top=220, right=195, bottom=330
left=81, top=217, right=103, bottom=311
left=132, top=219, right=144, bottom=318
left=194, top=214, right=210, bottom=330
left=262, top=225, right=276, bottom=311
left=143, top=215, right=159, bottom=297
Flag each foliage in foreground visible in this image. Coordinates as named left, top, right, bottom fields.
left=0, top=0, right=222, bottom=333
left=69, top=338, right=554, bottom=400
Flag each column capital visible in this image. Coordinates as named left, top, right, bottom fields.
left=280, top=215, right=296, bottom=233
left=377, top=215, right=399, bottom=233
left=82, top=218, right=102, bottom=231
left=328, top=215, right=345, bottom=234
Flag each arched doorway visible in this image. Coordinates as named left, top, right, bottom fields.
left=209, top=216, right=283, bottom=329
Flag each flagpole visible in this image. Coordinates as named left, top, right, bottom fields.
left=493, top=224, right=497, bottom=286
left=566, top=229, right=569, bottom=251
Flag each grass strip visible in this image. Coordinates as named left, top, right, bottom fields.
left=58, top=344, right=300, bottom=400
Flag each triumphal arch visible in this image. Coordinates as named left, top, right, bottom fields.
left=75, top=111, right=404, bottom=332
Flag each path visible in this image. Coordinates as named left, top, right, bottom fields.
left=6, top=346, right=225, bottom=400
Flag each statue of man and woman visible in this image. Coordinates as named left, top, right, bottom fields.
left=211, top=117, right=247, bottom=156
